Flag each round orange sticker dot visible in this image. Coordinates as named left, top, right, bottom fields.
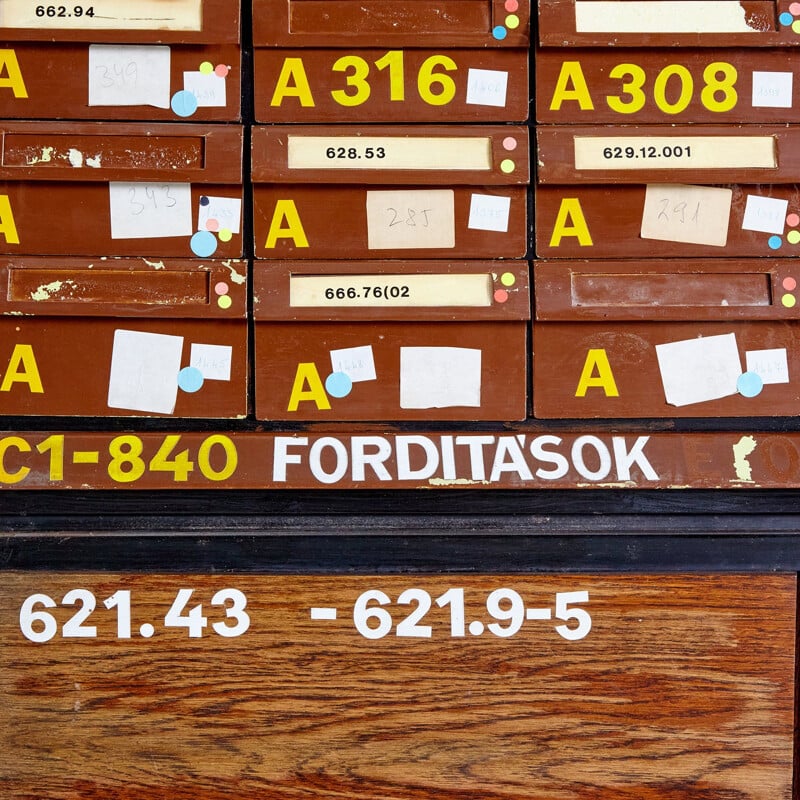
left=502, top=136, right=517, bottom=151
left=214, top=281, right=229, bottom=296
left=505, top=14, right=520, bottom=28
left=494, top=289, right=509, bottom=304
left=215, top=64, right=230, bottom=78
left=218, top=228, right=233, bottom=242
left=205, top=218, right=220, bottom=232
left=500, top=159, right=515, bottom=174
left=505, top=0, right=519, bottom=11
left=501, top=272, right=516, bottom=287
left=199, top=61, right=214, bottom=75
left=783, top=277, right=797, bottom=291
left=787, top=213, right=800, bottom=227
left=782, top=293, right=797, bottom=308
left=218, top=295, right=233, bottom=310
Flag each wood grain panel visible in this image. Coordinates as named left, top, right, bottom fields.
left=0, top=573, right=794, bottom=799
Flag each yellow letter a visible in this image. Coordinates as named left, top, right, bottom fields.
left=0, top=50, right=27, bottom=98
left=0, top=195, right=19, bottom=244
left=287, top=363, right=331, bottom=411
left=0, top=345, right=43, bottom=393
left=549, top=198, right=593, bottom=247
left=265, top=199, right=309, bottom=249
left=270, top=58, right=315, bottom=107
left=575, top=349, right=618, bottom=397
left=549, top=61, right=594, bottom=111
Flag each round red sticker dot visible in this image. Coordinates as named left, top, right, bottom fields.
left=502, top=136, right=517, bottom=151
left=788, top=213, right=800, bottom=227
left=783, top=277, right=797, bottom=291
left=494, top=289, right=509, bottom=304
left=505, top=0, right=519, bottom=10
left=214, top=281, right=229, bottom=296
left=215, top=64, right=230, bottom=78
left=205, top=218, right=220, bottom=232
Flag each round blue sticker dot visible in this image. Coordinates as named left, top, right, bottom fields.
left=492, top=25, right=508, bottom=40
left=768, top=235, right=783, bottom=250
left=178, top=366, right=204, bottom=393
left=737, top=371, right=764, bottom=398
left=325, top=372, right=352, bottom=399
left=779, top=11, right=794, bottom=25
left=190, top=230, right=217, bottom=257
left=171, top=90, right=198, bottom=118
left=199, top=195, right=210, bottom=206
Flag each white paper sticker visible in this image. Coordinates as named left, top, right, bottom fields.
left=107, top=330, right=183, bottom=414
left=641, top=184, right=732, bottom=247
left=400, top=347, right=481, bottom=409
left=468, top=193, right=511, bottom=232
left=575, top=1, right=760, bottom=32
left=109, top=182, right=192, bottom=239
left=752, top=71, right=793, bottom=109
left=190, top=343, right=232, bottom=381
left=183, top=71, right=227, bottom=108
left=742, top=194, right=789, bottom=235
left=330, top=345, right=377, bottom=383
left=465, top=69, right=509, bottom=107
left=366, top=190, right=455, bottom=250
left=655, top=333, right=742, bottom=407
left=197, top=196, right=242, bottom=234
left=88, top=45, right=171, bottom=109
left=746, top=348, right=790, bottom=384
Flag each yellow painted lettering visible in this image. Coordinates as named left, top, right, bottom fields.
left=548, top=198, right=593, bottom=247
left=270, top=57, right=315, bottom=107
left=0, top=345, right=43, bottom=393
left=0, top=436, right=30, bottom=484
left=264, top=199, right=309, bottom=249
left=0, top=50, right=27, bottom=98
left=287, top=363, right=331, bottom=411
left=0, top=195, right=19, bottom=244
left=575, top=349, right=619, bottom=397
left=549, top=61, right=594, bottom=111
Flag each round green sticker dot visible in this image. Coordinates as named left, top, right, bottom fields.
left=199, top=61, right=214, bottom=74
left=501, top=272, right=516, bottom=287
left=218, top=228, right=233, bottom=242
left=500, top=159, right=515, bottom=174
left=217, top=295, right=233, bottom=310
left=787, top=230, right=800, bottom=244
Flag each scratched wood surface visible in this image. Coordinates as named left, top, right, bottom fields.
left=0, top=573, right=795, bottom=800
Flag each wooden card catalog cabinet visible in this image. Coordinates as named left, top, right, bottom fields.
left=252, top=125, right=529, bottom=259
left=538, top=0, right=800, bottom=47
left=253, top=0, right=530, bottom=122
left=253, top=261, right=529, bottom=421
left=537, top=48, right=800, bottom=125
left=0, top=573, right=794, bottom=799
left=0, top=257, right=247, bottom=418
left=533, top=259, right=800, bottom=418
left=0, top=121, right=244, bottom=258
left=0, top=0, right=241, bottom=120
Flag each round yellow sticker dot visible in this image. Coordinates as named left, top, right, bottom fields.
left=500, top=159, right=515, bottom=174
left=218, top=228, right=233, bottom=242
left=782, top=293, right=797, bottom=308
left=505, top=14, right=520, bottom=28
left=787, top=230, right=800, bottom=245
left=218, top=295, right=233, bottom=310
left=501, top=272, right=516, bottom=287
left=199, top=61, right=214, bottom=75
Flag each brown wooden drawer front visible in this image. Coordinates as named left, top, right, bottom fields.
left=0, top=573, right=794, bottom=800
